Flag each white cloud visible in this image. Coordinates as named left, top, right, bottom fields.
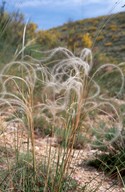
left=21, top=0, right=81, bottom=7
left=9, top=0, right=123, bottom=9
left=8, top=0, right=124, bottom=7
left=16, top=0, right=49, bottom=7
left=10, top=0, right=103, bottom=8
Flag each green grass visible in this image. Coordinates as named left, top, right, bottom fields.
left=87, top=149, right=125, bottom=181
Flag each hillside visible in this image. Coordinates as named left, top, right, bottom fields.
left=51, top=11, right=125, bottom=63
left=0, top=3, right=125, bottom=64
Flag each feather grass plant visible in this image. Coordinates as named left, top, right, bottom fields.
left=0, top=43, right=124, bottom=191
left=0, top=45, right=93, bottom=191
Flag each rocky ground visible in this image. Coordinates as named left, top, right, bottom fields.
left=0, top=124, right=124, bottom=192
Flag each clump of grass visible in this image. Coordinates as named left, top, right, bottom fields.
left=0, top=151, right=82, bottom=192
left=0, top=18, right=125, bottom=191
left=0, top=43, right=124, bottom=190
left=88, top=149, right=125, bottom=181
left=0, top=46, right=94, bottom=191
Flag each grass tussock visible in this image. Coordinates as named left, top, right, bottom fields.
left=0, top=31, right=125, bottom=191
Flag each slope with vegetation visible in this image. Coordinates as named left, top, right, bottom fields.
left=51, top=11, right=125, bottom=62
left=1, top=0, right=125, bottom=64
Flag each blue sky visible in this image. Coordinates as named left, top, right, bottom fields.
left=5, top=0, right=125, bottom=29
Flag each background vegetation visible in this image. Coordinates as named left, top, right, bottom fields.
left=52, top=11, right=125, bottom=63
